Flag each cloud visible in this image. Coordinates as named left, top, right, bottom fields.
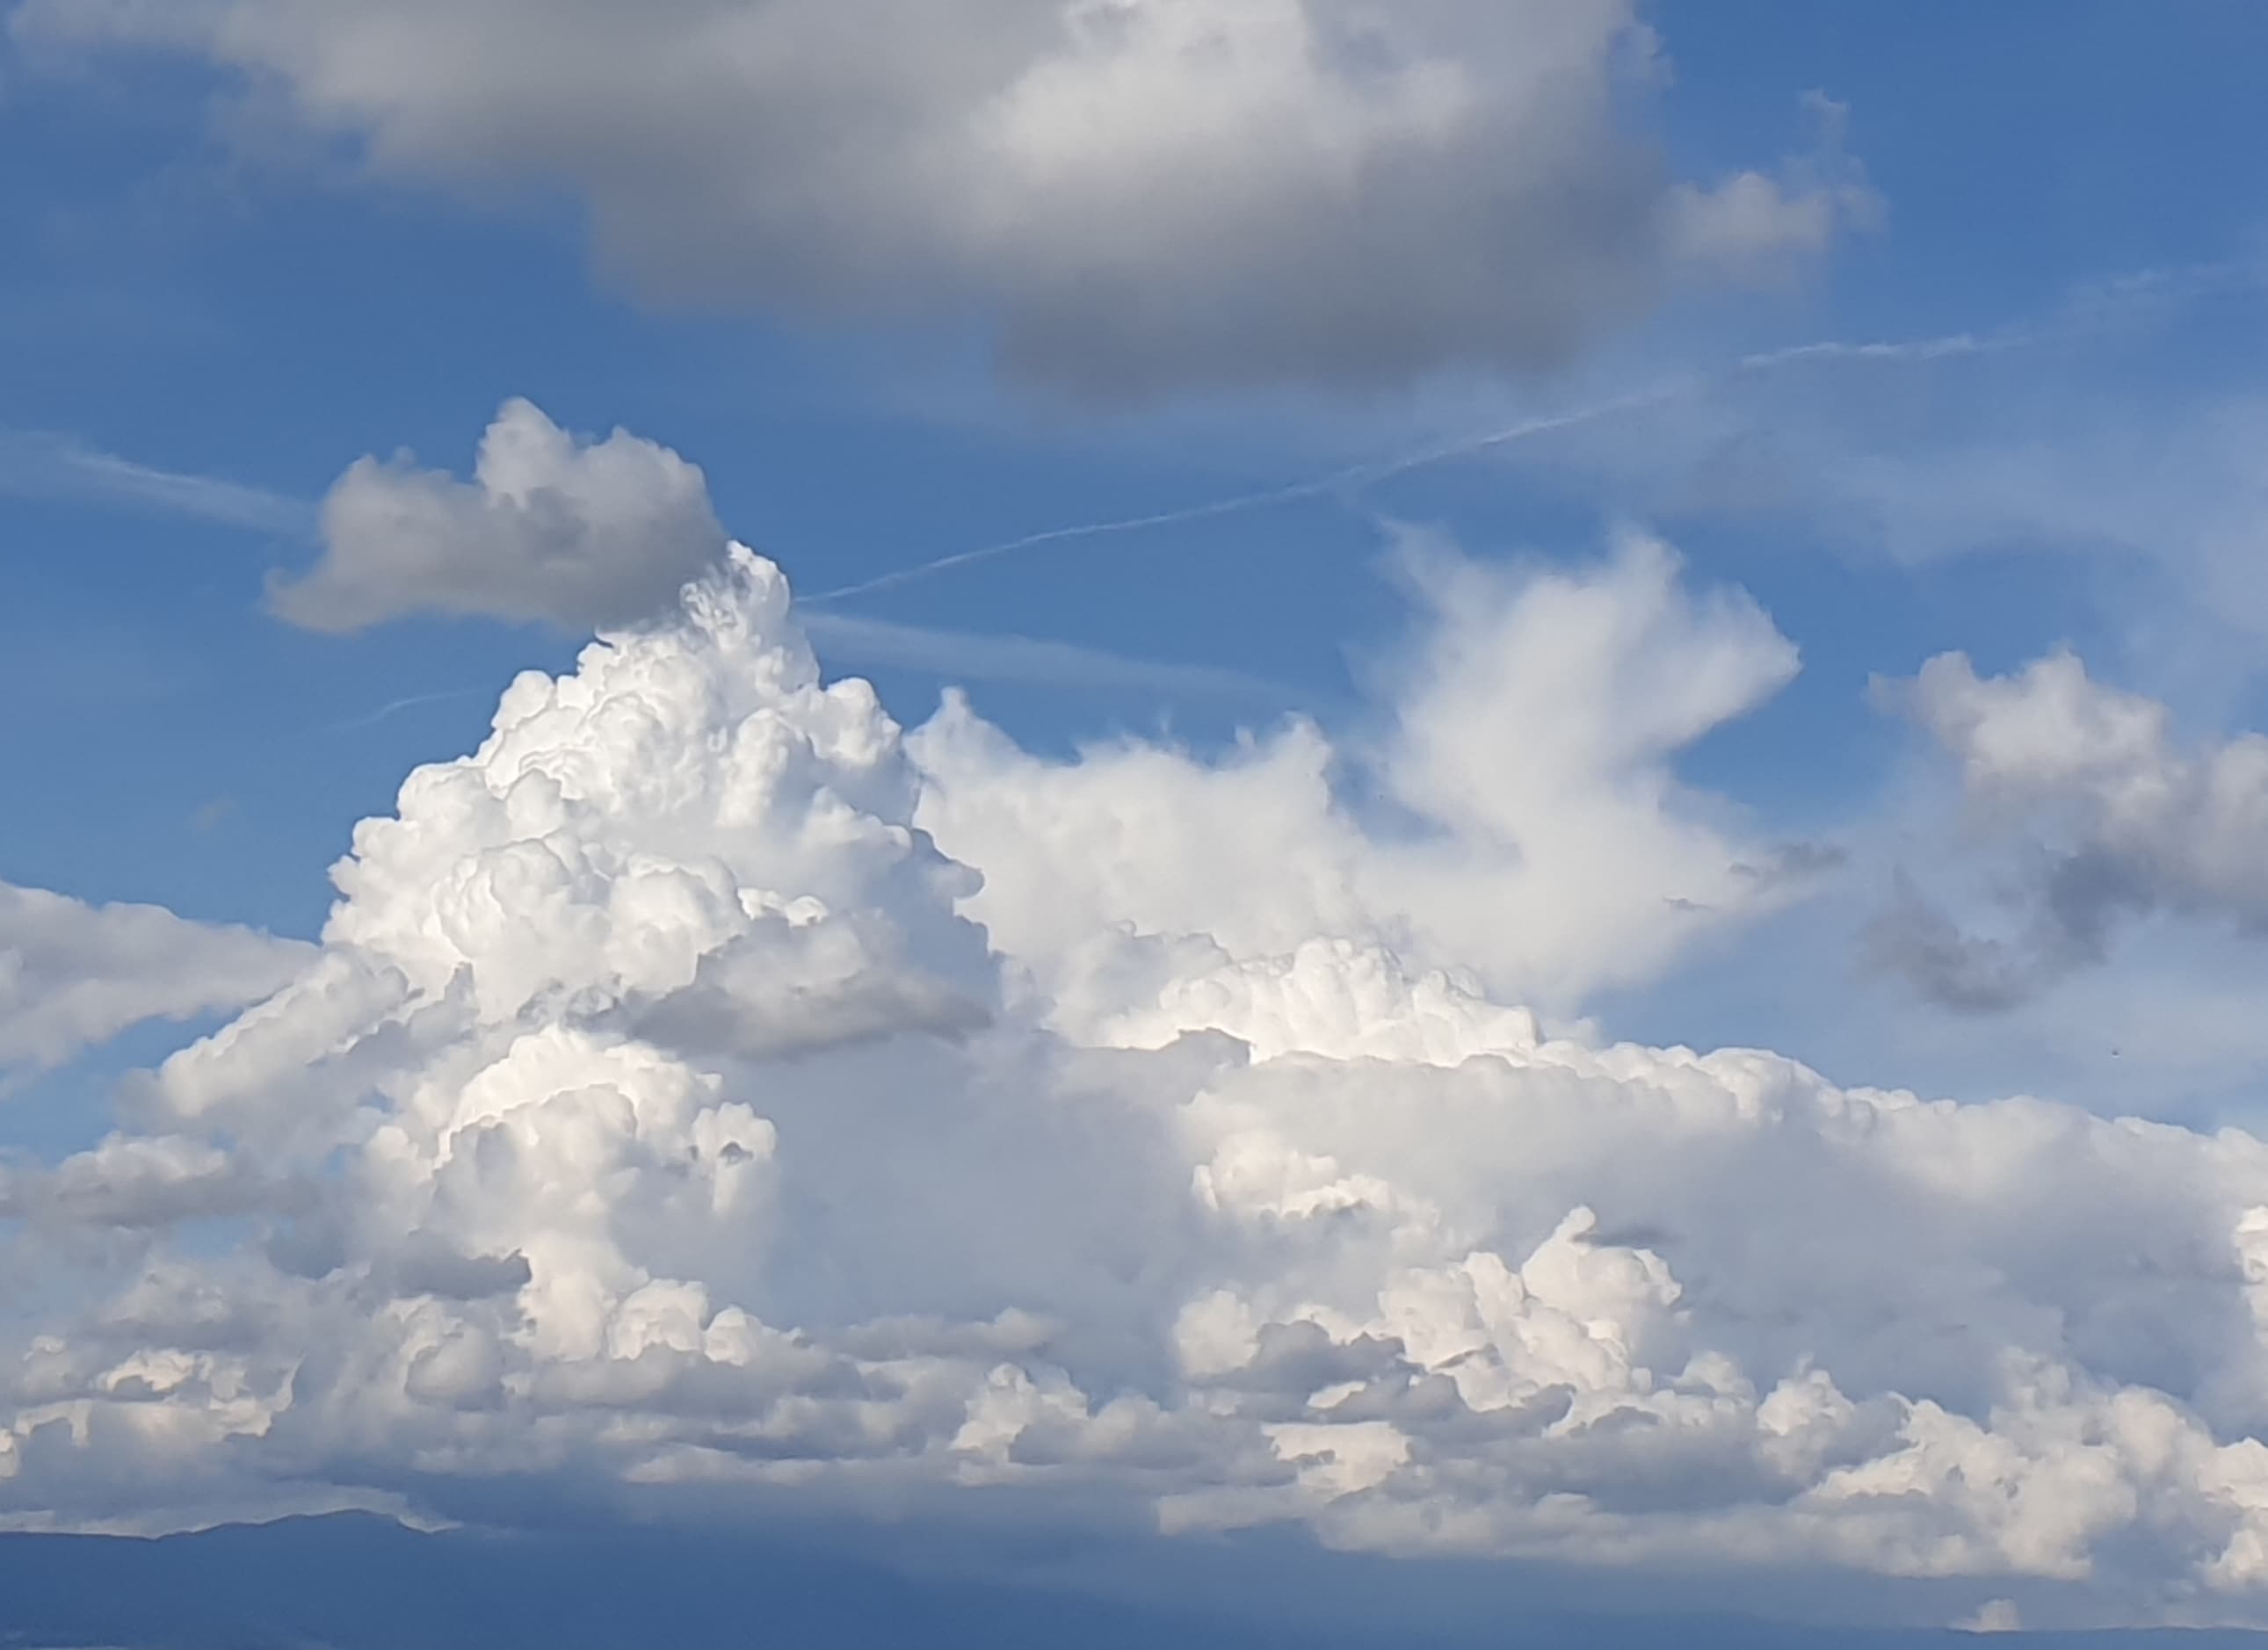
left=0, top=882, right=312, bottom=1075
left=1956, top=1597, right=2023, bottom=1633
left=266, top=399, right=1310, bottom=693
left=912, top=526, right=1804, bottom=1021
left=267, top=399, right=730, bottom=633
left=17, top=545, right=2268, bottom=1624
left=12, top=1, right=1872, bottom=394
left=1664, top=93, right=1882, bottom=285
left=1870, top=649, right=2268, bottom=1010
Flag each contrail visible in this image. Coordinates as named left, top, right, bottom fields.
left=804, top=254, right=2267, bottom=608
left=315, top=688, right=491, bottom=737
left=0, top=429, right=315, bottom=537
left=801, top=329, right=1993, bottom=607
left=801, top=382, right=1688, bottom=604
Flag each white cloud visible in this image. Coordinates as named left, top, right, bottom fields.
left=0, top=882, right=310, bottom=1075
left=12, top=545, right=2268, bottom=1625
left=1957, top=1597, right=2023, bottom=1632
left=912, top=526, right=1807, bottom=1022
left=12, top=0, right=1870, bottom=394
left=1870, top=649, right=2268, bottom=1010
left=1665, top=93, right=1881, bottom=286
left=267, top=399, right=729, bottom=633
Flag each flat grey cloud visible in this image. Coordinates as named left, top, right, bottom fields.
left=12, top=0, right=1873, bottom=394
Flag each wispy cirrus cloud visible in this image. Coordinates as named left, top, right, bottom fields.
left=0, top=428, right=315, bottom=537
left=801, top=611, right=1288, bottom=701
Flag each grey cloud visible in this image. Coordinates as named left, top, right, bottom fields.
left=0, top=881, right=310, bottom=1076
left=386, top=1234, right=535, bottom=1302
left=1862, top=877, right=2051, bottom=1015
left=14, top=0, right=1872, bottom=394
left=1873, top=651, right=2268, bottom=1010
left=268, top=399, right=728, bottom=633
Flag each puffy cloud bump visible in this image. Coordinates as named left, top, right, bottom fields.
left=269, top=400, right=730, bottom=633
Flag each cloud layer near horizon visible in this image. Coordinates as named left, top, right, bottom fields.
left=11, top=0, right=1873, bottom=394
left=8, top=539, right=2268, bottom=1629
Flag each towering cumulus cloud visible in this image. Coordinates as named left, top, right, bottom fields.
left=11, top=546, right=2268, bottom=1627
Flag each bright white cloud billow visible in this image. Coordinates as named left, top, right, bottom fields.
left=10, top=539, right=2268, bottom=1627
left=268, top=399, right=729, bottom=633
left=0, top=883, right=310, bottom=1075
left=10, top=0, right=1873, bottom=394
left=911, top=527, right=1809, bottom=1022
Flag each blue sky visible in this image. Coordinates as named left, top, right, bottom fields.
left=9, top=3, right=2268, bottom=1638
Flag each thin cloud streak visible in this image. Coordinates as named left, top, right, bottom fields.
left=0, top=429, right=315, bottom=537
left=801, top=611, right=1290, bottom=701
left=803, top=388, right=1677, bottom=605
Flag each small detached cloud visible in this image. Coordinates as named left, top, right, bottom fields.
left=1871, top=648, right=2268, bottom=1010
left=1956, top=1598, right=2024, bottom=1634
left=1665, top=91, right=1882, bottom=285
left=268, top=399, right=729, bottom=634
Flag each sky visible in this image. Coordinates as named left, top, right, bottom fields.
left=7, top=1, right=2268, bottom=1639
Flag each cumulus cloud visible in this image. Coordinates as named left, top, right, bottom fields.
left=1957, top=1597, right=2024, bottom=1633
left=12, top=0, right=1873, bottom=394
left=914, top=526, right=1807, bottom=1021
left=1870, top=649, right=2268, bottom=1010
left=1665, top=93, right=1881, bottom=286
left=17, top=548, right=2268, bottom=1625
left=268, top=399, right=728, bottom=633
left=0, top=882, right=310, bottom=1075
